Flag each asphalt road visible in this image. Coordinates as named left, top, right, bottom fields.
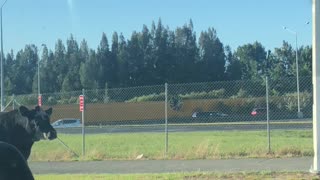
left=30, top=157, right=314, bottom=174
left=55, top=120, right=312, bottom=134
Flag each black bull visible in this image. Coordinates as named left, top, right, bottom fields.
left=0, top=141, right=34, bottom=180
left=0, top=106, right=57, bottom=160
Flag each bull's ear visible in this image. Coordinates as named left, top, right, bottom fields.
left=35, top=106, right=41, bottom=112
left=19, top=106, right=29, bottom=117
left=45, top=108, right=52, bottom=116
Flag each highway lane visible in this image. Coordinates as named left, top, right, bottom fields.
left=54, top=120, right=313, bottom=134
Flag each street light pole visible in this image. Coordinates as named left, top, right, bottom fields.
left=294, top=31, right=301, bottom=117
left=283, top=26, right=303, bottom=118
left=0, top=0, right=7, bottom=112
left=38, top=44, right=45, bottom=107
left=38, top=52, right=40, bottom=96
left=38, top=46, right=42, bottom=96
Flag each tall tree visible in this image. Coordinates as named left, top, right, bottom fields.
left=299, top=45, right=312, bottom=76
left=38, top=45, right=49, bottom=93
left=234, top=41, right=267, bottom=80
left=19, top=45, right=38, bottom=94
left=152, top=20, right=175, bottom=84
left=4, top=51, right=14, bottom=95
left=79, top=50, right=98, bottom=89
left=65, top=34, right=81, bottom=91
left=271, top=41, right=295, bottom=79
left=53, top=39, right=67, bottom=91
left=97, top=33, right=116, bottom=88
left=79, top=39, right=89, bottom=63
left=40, top=46, right=57, bottom=93
left=110, top=32, right=119, bottom=87
left=198, top=27, right=225, bottom=81
left=166, top=30, right=177, bottom=83
left=126, top=32, right=144, bottom=86
left=117, top=34, right=129, bottom=87
left=174, top=20, right=198, bottom=83
left=9, top=45, right=37, bottom=94
left=225, top=46, right=242, bottom=80
left=61, top=73, right=73, bottom=92
left=138, top=25, right=154, bottom=85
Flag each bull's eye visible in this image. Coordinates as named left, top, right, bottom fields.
left=30, top=123, right=35, bottom=130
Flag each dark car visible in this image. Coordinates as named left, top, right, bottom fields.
left=192, top=111, right=228, bottom=118
left=251, top=108, right=267, bottom=116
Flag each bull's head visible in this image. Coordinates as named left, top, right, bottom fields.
left=19, top=106, right=57, bottom=141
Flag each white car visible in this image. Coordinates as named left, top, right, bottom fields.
left=51, top=118, right=82, bottom=128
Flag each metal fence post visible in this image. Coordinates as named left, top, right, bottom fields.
left=12, top=94, right=15, bottom=110
left=266, top=76, right=271, bottom=153
left=82, top=89, right=85, bottom=156
left=165, top=83, right=168, bottom=157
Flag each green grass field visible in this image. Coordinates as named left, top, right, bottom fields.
left=34, top=172, right=320, bottom=180
left=29, top=130, right=313, bottom=161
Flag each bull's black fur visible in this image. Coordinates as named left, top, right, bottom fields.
left=0, top=106, right=56, bottom=159
left=0, top=141, right=34, bottom=180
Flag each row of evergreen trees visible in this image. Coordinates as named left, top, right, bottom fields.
left=2, top=19, right=312, bottom=95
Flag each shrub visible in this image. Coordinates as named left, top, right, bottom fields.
left=47, top=96, right=57, bottom=105
left=89, top=98, right=99, bottom=103
left=68, top=97, right=78, bottom=104
left=230, top=88, right=250, bottom=99
left=169, top=95, right=183, bottom=111
left=283, top=91, right=312, bottom=112
left=16, top=94, right=37, bottom=106
left=126, top=93, right=165, bottom=102
left=180, top=89, right=225, bottom=100
left=126, top=89, right=225, bottom=103
left=57, top=99, right=69, bottom=105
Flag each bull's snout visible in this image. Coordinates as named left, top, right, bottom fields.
left=47, top=130, right=57, bottom=140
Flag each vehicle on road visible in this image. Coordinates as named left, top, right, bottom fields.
left=251, top=108, right=267, bottom=116
left=51, top=118, right=81, bottom=128
left=192, top=111, right=228, bottom=118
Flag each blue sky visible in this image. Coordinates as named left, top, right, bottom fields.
left=1, top=0, right=312, bottom=54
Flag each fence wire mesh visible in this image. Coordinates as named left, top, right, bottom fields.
left=9, top=76, right=313, bottom=160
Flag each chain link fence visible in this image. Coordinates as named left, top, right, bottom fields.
left=8, top=76, right=313, bottom=160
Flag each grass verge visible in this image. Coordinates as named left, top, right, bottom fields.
left=30, top=130, right=313, bottom=161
